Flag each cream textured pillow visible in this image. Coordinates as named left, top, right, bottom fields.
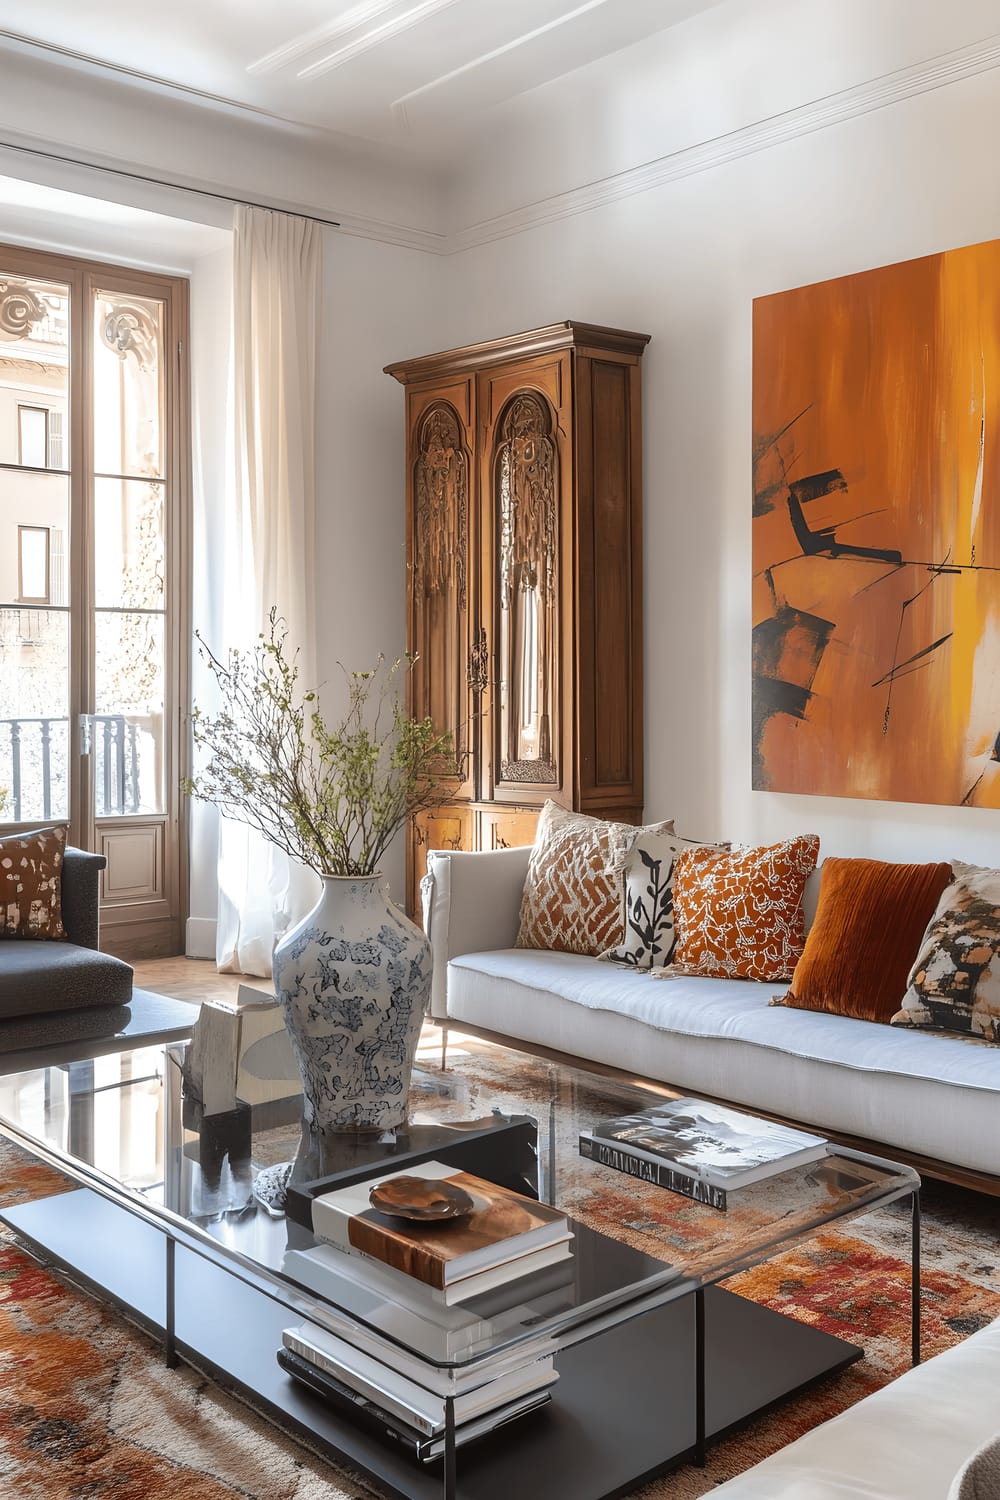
left=516, top=801, right=673, bottom=957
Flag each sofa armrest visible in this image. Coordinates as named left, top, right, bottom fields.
left=61, top=848, right=108, bottom=950
left=422, top=846, right=532, bottom=1019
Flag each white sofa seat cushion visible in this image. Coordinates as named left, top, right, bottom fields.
left=447, top=951, right=1000, bottom=1173
left=450, top=951, right=1000, bottom=1090
left=709, top=1316, right=1000, bottom=1499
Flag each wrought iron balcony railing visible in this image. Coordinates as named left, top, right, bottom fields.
left=0, top=714, right=142, bottom=821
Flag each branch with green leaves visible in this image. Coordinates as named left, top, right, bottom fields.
left=182, top=609, right=455, bottom=877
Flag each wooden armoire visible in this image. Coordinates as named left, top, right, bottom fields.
left=385, top=321, right=650, bottom=912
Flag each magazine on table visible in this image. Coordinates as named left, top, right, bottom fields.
left=584, top=1098, right=827, bottom=1192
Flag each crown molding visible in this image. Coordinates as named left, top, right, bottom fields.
left=445, top=29, right=1000, bottom=254
left=2, top=28, right=1000, bottom=257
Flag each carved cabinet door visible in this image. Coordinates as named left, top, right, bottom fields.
left=477, top=355, right=571, bottom=805
left=406, top=382, right=476, bottom=803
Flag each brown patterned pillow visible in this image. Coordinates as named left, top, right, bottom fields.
left=516, top=801, right=674, bottom=956
left=0, top=825, right=69, bottom=940
left=891, top=863, right=1000, bottom=1041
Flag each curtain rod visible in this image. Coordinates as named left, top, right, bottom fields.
left=0, top=137, right=341, bottom=229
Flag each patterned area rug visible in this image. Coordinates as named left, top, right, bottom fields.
left=1, top=1033, right=999, bottom=1498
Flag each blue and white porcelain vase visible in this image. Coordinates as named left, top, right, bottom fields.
left=272, top=873, right=431, bottom=1133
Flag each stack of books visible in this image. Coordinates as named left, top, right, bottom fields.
left=277, top=1160, right=574, bottom=1460
left=307, top=1159, right=573, bottom=1304
left=579, top=1097, right=827, bottom=1210
left=278, top=1320, right=557, bottom=1463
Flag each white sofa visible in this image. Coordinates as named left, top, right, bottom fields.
left=423, top=846, right=1000, bottom=1181
left=709, top=1314, right=1000, bottom=1498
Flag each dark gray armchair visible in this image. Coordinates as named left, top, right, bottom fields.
left=0, top=848, right=133, bottom=1053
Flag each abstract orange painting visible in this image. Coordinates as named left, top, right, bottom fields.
left=752, top=239, right=1000, bottom=808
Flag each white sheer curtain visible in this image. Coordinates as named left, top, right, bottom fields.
left=216, top=206, right=322, bottom=976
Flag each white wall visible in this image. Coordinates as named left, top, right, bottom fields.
left=440, top=6, right=1000, bottom=868
left=314, top=232, right=444, bottom=907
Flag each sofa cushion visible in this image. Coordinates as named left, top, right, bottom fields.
left=0, top=941, right=133, bottom=1019
left=447, top=950, right=1000, bottom=1173
left=0, top=824, right=68, bottom=940
left=776, top=856, right=952, bottom=1022
left=669, top=835, right=820, bottom=982
left=892, top=864, right=1000, bottom=1042
left=707, top=1315, right=1000, bottom=1499
left=0, top=1004, right=132, bottom=1053
left=516, top=801, right=673, bottom=957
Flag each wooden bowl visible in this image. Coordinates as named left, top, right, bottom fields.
left=369, top=1175, right=475, bottom=1221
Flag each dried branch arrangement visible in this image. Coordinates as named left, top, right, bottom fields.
left=183, top=610, right=453, bottom=877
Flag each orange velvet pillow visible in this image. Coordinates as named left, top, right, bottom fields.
left=670, top=834, right=820, bottom=982
left=775, top=857, right=953, bottom=1023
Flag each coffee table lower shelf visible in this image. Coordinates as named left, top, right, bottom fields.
left=0, top=1188, right=862, bottom=1500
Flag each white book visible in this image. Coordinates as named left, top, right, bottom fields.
left=282, top=1242, right=495, bottom=1351
left=292, top=1234, right=574, bottom=1307
left=310, top=1159, right=570, bottom=1291
left=282, top=1322, right=558, bottom=1437
left=282, top=1241, right=569, bottom=1371
left=281, top=1311, right=555, bottom=1399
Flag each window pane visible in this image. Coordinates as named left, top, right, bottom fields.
left=18, top=526, right=49, bottom=601
left=0, top=472, right=69, bottom=608
left=0, top=272, right=69, bottom=468
left=94, top=478, right=164, bottom=609
left=0, top=606, right=69, bottom=823
left=18, top=407, right=46, bottom=467
left=94, top=610, right=164, bottom=815
left=93, top=291, right=164, bottom=479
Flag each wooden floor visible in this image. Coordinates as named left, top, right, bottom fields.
left=132, top=955, right=253, bottom=1006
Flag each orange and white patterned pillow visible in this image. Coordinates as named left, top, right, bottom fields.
left=668, top=834, right=820, bottom=982
left=516, top=801, right=674, bottom=957
left=0, top=824, right=68, bottom=940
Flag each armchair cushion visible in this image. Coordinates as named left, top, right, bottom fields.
left=0, top=941, right=133, bottom=1018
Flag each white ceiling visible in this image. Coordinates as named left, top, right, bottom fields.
left=0, top=0, right=725, bottom=160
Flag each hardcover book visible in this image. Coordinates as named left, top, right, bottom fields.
left=310, top=1160, right=571, bottom=1293
left=587, top=1098, right=827, bottom=1191
left=276, top=1346, right=553, bottom=1464
left=578, top=1134, right=728, bottom=1210
left=281, top=1321, right=557, bottom=1435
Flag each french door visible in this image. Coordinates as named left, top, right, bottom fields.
left=0, top=243, right=189, bottom=958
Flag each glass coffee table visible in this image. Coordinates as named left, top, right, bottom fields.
left=0, top=1024, right=920, bottom=1500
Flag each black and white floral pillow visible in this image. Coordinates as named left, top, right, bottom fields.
left=601, top=829, right=721, bottom=969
